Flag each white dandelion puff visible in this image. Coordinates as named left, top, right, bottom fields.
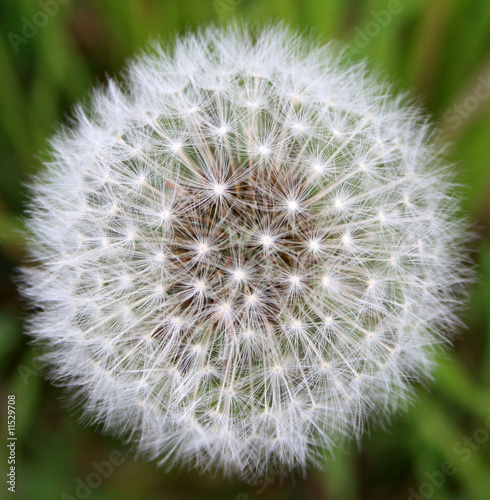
left=20, top=24, right=472, bottom=482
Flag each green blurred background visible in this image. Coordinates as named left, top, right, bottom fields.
left=1, top=1, right=490, bottom=499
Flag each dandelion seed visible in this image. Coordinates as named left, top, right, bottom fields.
left=233, top=269, right=244, bottom=281
left=213, top=183, right=225, bottom=196
left=258, top=145, right=270, bottom=156
left=308, top=239, right=321, bottom=252
left=171, top=142, right=182, bottom=152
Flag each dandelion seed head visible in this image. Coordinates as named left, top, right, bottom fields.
left=20, top=24, right=472, bottom=483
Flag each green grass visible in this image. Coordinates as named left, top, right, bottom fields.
left=1, top=1, right=489, bottom=499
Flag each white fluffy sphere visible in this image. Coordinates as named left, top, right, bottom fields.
left=22, top=25, right=470, bottom=482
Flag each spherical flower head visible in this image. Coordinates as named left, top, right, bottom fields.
left=21, top=24, right=472, bottom=482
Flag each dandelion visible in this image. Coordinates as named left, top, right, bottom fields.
left=21, top=24, right=471, bottom=482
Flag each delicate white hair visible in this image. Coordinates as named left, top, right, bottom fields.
left=21, top=24, right=471, bottom=482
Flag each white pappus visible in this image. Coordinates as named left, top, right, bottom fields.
left=20, top=24, right=472, bottom=482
